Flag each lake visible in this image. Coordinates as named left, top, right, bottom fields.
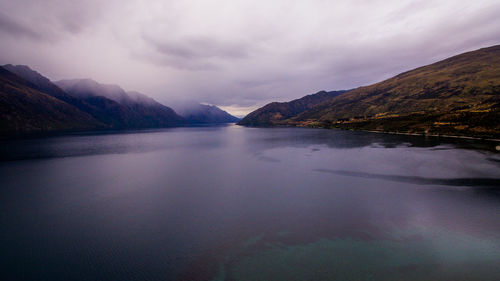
left=1, top=125, right=499, bottom=281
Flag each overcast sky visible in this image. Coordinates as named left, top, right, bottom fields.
left=1, top=0, right=499, bottom=115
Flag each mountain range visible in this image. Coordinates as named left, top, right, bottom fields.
left=2, top=45, right=499, bottom=137
left=0, top=65, right=239, bottom=134
left=238, top=45, right=500, bottom=139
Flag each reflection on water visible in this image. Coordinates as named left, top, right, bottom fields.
left=0, top=125, right=499, bottom=281
left=315, top=169, right=500, bottom=187
left=1, top=125, right=499, bottom=162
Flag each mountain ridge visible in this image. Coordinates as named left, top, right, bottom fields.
left=0, top=66, right=104, bottom=133
left=2, top=65, right=118, bottom=128
left=0, top=66, right=187, bottom=134
left=55, top=78, right=186, bottom=128
left=238, top=90, right=347, bottom=126
left=239, top=45, right=500, bottom=138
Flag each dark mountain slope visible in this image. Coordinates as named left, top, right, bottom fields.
left=55, top=79, right=185, bottom=128
left=2, top=64, right=109, bottom=127
left=0, top=67, right=102, bottom=134
left=238, top=90, right=346, bottom=126
left=3, top=65, right=77, bottom=103
left=170, top=101, right=240, bottom=123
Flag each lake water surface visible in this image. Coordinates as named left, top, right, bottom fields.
left=1, top=125, right=499, bottom=281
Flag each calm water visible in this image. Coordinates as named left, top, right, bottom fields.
left=1, top=125, right=499, bottom=281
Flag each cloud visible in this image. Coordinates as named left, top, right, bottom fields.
left=0, top=0, right=111, bottom=41
left=145, top=35, right=251, bottom=60
left=0, top=0, right=499, bottom=115
left=140, top=34, right=253, bottom=70
left=0, top=12, right=43, bottom=40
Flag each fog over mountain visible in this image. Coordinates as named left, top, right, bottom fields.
left=1, top=0, right=499, bottom=115
left=168, top=100, right=240, bottom=123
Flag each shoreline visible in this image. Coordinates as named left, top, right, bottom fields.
left=320, top=126, right=500, bottom=151
left=291, top=123, right=500, bottom=143
left=237, top=123, right=500, bottom=151
left=362, top=129, right=500, bottom=143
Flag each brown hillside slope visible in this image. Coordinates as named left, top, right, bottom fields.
left=290, top=45, right=500, bottom=138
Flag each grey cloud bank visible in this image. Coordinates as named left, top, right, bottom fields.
left=1, top=0, right=499, bottom=115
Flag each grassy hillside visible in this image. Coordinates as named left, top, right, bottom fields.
left=242, top=45, right=500, bottom=138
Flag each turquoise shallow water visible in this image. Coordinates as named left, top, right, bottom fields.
left=0, top=125, right=499, bottom=281
left=229, top=227, right=500, bottom=281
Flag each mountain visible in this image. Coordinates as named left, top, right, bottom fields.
left=170, top=100, right=240, bottom=123
left=0, top=65, right=185, bottom=133
left=2, top=64, right=114, bottom=127
left=55, top=79, right=185, bottom=128
left=240, top=45, right=500, bottom=138
left=3, top=64, right=77, bottom=102
left=0, top=66, right=103, bottom=134
left=238, top=90, right=347, bottom=126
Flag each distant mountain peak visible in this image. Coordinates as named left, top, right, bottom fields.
left=3, top=64, right=51, bottom=85
left=4, top=64, right=33, bottom=72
